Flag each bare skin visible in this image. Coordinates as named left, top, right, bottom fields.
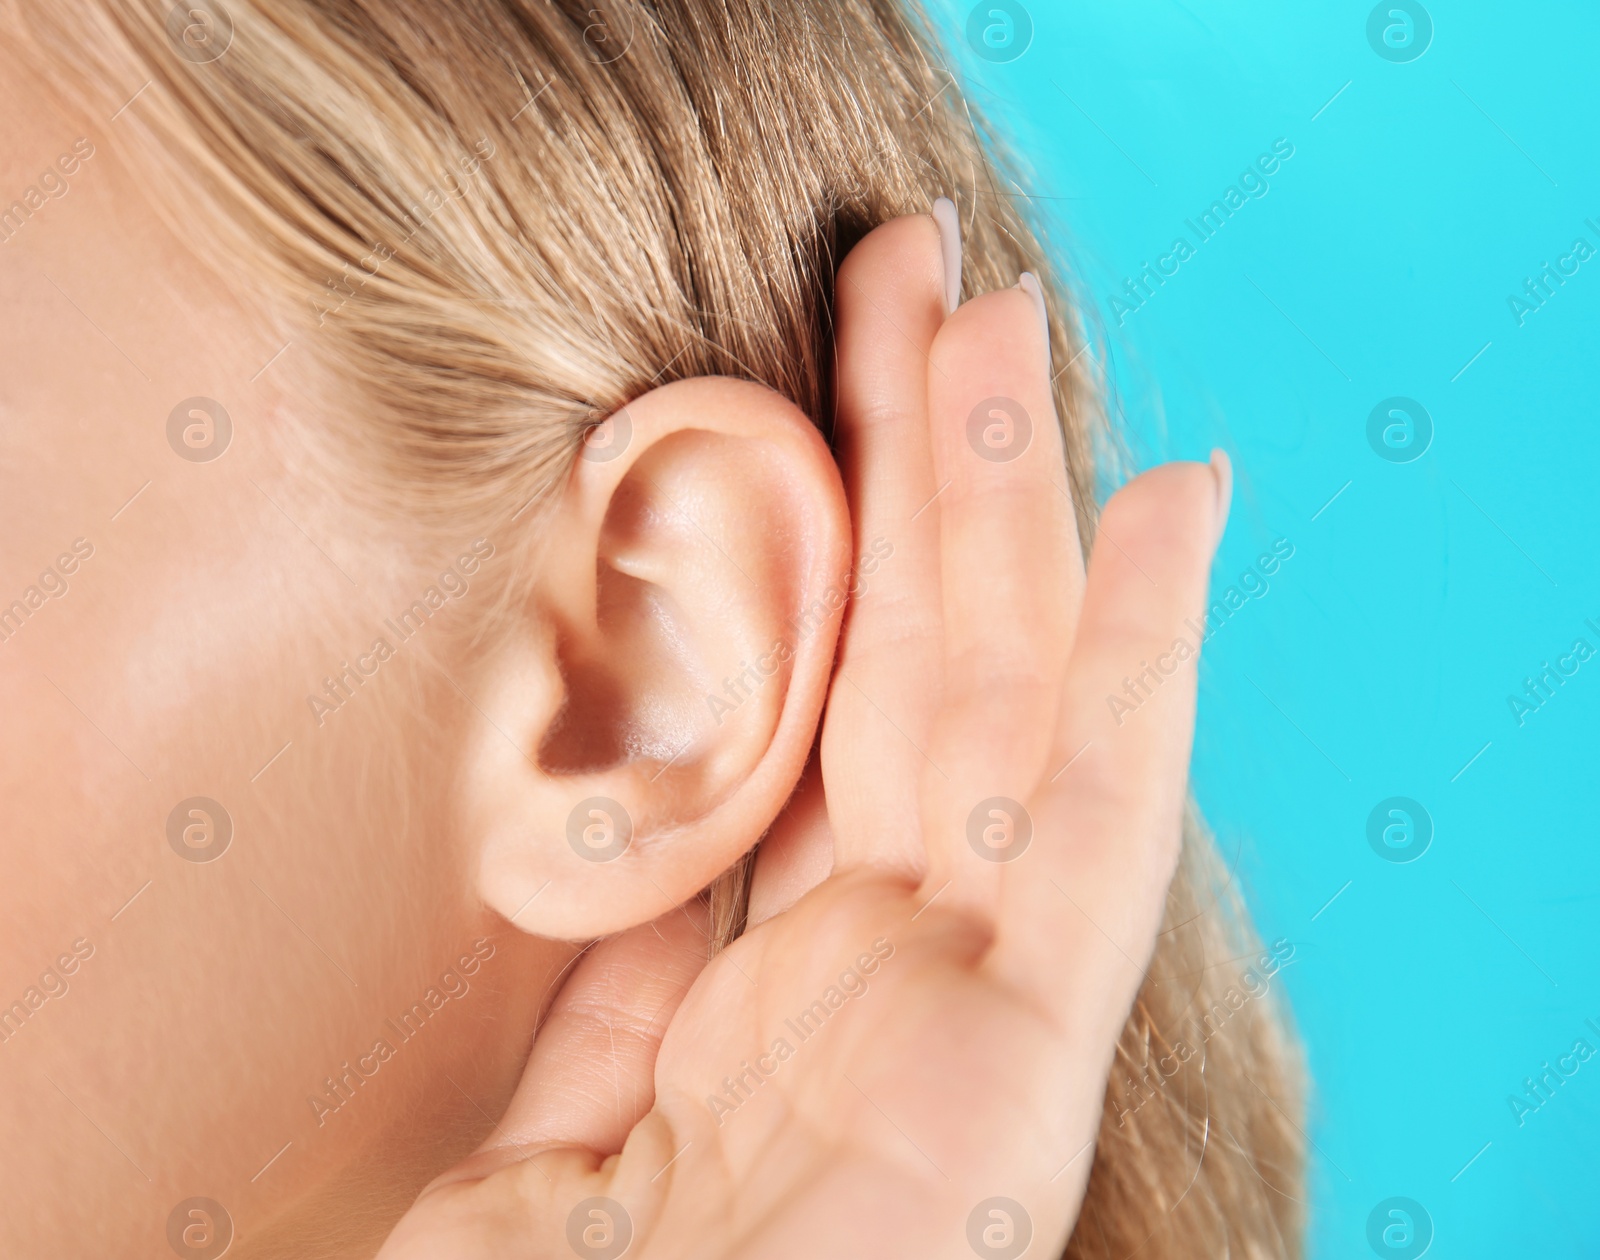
left=377, top=219, right=1228, bottom=1257
left=1, top=42, right=1224, bottom=1258
left=0, top=50, right=571, bottom=1259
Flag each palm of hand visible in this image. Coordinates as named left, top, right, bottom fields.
left=379, top=209, right=1223, bottom=1260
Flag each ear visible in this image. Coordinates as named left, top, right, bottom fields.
left=460, top=377, right=851, bottom=939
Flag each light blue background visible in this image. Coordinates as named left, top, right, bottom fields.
left=930, top=1, right=1600, bottom=1254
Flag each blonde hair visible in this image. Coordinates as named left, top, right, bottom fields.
left=28, top=1, right=1306, bottom=1254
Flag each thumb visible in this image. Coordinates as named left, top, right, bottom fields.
left=485, top=901, right=712, bottom=1158
left=378, top=902, right=710, bottom=1260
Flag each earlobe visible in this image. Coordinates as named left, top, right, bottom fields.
left=458, top=377, right=850, bottom=940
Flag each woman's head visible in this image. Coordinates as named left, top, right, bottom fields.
left=0, top=2, right=1300, bottom=1256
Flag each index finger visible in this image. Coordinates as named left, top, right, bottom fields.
left=822, top=207, right=953, bottom=880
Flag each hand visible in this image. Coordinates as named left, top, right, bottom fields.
left=377, top=208, right=1227, bottom=1260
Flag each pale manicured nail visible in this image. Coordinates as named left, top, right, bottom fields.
left=1209, top=449, right=1233, bottom=547
left=932, top=196, right=962, bottom=316
left=1017, top=272, right=1050, bottom=353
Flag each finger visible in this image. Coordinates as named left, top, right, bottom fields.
left=993, top=458, right=1225, bottom=1037
left=748, top=747, right=835, bottom=926
left=918, top=281, right=1085, bottom=913
left=480, top=902, right=710, bottom=1156
left=823, top=206, right=954, bottom=880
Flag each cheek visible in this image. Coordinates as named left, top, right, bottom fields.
left=0, top=64, right=544, bottom=1243
left=0, top=449, right=490, bottom=1225
left=0, top=667, right=99, bottom=962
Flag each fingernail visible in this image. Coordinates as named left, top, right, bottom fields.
left=1017, top=272, right=1051, bottom=353
left=932, top=196, right=962, bottom=316
left=1209, top=448, right=1233, bottom=547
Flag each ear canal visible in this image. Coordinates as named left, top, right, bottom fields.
left=539, top=429, right=801, bottom=805
left=538, top=563, right=704, bottom=775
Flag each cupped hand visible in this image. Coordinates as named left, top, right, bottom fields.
left=377, top=207, right=1228, bottom=1260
